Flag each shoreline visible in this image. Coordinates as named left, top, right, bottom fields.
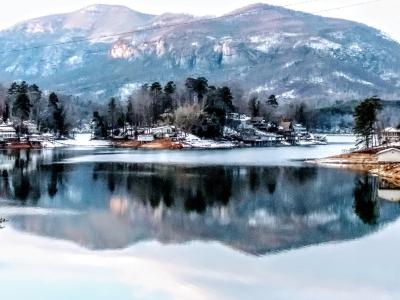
left=313, top=150, right=400, bottom=186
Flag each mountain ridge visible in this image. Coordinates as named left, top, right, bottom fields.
left=0, top=3, right=399, bottom=102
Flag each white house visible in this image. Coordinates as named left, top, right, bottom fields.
left=381, top=127, right=400, bottom=145
left=0, top=125, right=16, bottom=140
left=151, top=126, right=176, bottom=138
left=376, top=148, right=400, bottom=163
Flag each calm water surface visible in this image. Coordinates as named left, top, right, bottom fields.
left=1, top=136, right=400, bottom=300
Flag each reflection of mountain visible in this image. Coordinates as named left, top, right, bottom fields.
left=2, top=150, right=400, bottom=255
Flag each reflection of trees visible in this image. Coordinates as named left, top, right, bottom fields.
left=353, top=175, right=379, bottom=225
left=248, top=167, right=260, bottom=192
left=47, top=164, right=66, bottom=198
left=184, top=190, right=206, bottom=213
left=92, top=163, right=234, bottom=214
left=0, top=170, right=11, bottom=199
left=263, top=167, right=280, bottom=195
left=12, top=151, right=32, bottom=202
left=6, top=157, right=400, bottom=255
left=286, top=167, right=318, bottom=185
left=0, top=150, right=66, bottom=203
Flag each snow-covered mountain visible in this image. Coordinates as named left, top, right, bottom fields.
left=0, top=3, right=400, bottom=101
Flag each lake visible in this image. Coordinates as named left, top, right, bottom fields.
left=1, top=136, right=400, bottom=300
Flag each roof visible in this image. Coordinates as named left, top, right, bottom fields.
left=250, top=117, right=264, bottom=122
left=376, top=148, right=400, bottom=156
left=280, top=122, right=292, bottom=130
left=383, top=127, right=400, bottom=133
left=0, top=126, right=16, bottom=133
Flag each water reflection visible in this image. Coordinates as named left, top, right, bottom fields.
left=353, top=176, right=380, bottom=225
left=1, top=150, right=400, bottom=255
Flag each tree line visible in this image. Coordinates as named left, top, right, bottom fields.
left=1, top=77, right=395, bottom=143
left=91, top=77, right=317, bottom=139
left=0, top=81, right=87, bottom=138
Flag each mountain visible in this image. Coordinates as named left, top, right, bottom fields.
left=0, top=3, right=400, bottom=102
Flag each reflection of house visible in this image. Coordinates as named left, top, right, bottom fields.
left=0, top=125, right=16, bottom=140
left=381, top=127, right=400, bottom=145
left=378, top=180, right=400, bottom=202
left=376, top=148, right=400, bottom=163
left=378, top=189, right=400, bottom=202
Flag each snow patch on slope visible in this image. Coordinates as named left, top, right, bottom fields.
left=333, top=72, right=374, bottom=86
left=305, top=37, right=341, bottom=51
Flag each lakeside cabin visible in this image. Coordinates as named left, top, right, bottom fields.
left=376, top=148, right=400, bottom=163
left=0, top=125, right=17, bottom=140
left=381, top=127, right=400, bottom=145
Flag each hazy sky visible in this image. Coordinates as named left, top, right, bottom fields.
left=1, top=0, right=399, bottom=41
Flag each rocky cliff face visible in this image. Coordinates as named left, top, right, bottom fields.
left=0, top=3, right=399, bottom=101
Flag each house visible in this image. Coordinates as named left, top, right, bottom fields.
left=0, top=125, right=16, bottom=140
left=381, top=127, right=400, bottom=145
left=238, top=128, right=278, bottom=146
left=376, top=148, right=400, bottom=163
left=293, top=124, right=308, bottom=136
left=278, top=121, right=297, bottom=144
left=279, top=121, right=292, bottom=132
left=151, top=126, right=176, bottom=138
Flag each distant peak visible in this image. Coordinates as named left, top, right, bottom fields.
left=80, top=4, right=134, bottom=13
left=226, top=3, right=275, bottom=15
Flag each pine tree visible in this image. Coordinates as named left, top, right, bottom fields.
left=150, top=82, right=162, bottom=124
left=267, top=94, right=278, bottom=107
left=48, top=92, right=66, bottom=138
left=12, top=87, right=31, bottom=139
left=108, top=97, right=117, bottom=136
left=353, top=96, right=382, bottom=149
left=126, top=101, right=134, bottom=134
left=248, top=95, right=260, bottom=117
left=28, top=84, right=43, bottom=129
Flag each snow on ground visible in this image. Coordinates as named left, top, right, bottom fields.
left=178, top=132, right=236, bottom=149
left=47, top=134, right=111, bottom=148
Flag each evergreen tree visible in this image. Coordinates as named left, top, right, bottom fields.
left=12, top=84, right=31, bottom=139
left=353, top=96, right=382, bottom=149
left=164, top=81, right=176, bottom=96
left=28, top=84, right=43, bottom=129
left=150, top=82, right=162, bottom=124
left=267, top=94, right=278, bottom=106
left=108, top=97, right=117, bottom=136
left=2, top=103, right=10, bottom=123
left=48, top=92, right=66, bottom=138
left=92, top=111, right=107, bottom=138
left=163, top=81, right=176, bottom=111
left=126, top=101, right=134, bottom=133
left=248, top=95, right=260, bottom=117
left=199, top=86, right=234, bottom=138
left=185, top=77, right=208, bottom=105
